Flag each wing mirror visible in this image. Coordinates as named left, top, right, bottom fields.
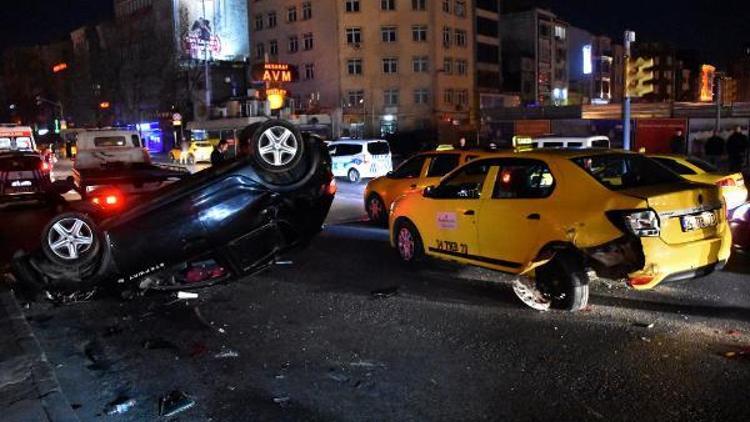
left=423, top=185, right=437, bottom=198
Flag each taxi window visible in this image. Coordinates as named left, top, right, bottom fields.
left=651, top=157, right=696, bottom=175
left=433, top=160, right=492, bottom=199
left=493, top=160, right=555, bottom=199
left=427, top=154, right=460, bottom=177
left=330, top=144, right=363, bottom=157
left=573, top=154, right=683, bottom=191
left=391, top=155, right=427, bottom=179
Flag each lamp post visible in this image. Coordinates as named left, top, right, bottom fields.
left=623, top=30, right=636, bottom=150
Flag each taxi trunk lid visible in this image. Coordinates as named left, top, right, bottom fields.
left=621, top=182, right=724, bottom=245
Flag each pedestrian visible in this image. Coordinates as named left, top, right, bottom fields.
left=703, top=130, right=725, bottom=168
left=179, top=137, right=189, bottom=164
left=211, top=139, right=229, bottom=166
left=65, top=140, right=73, bottom=159
left=669, top=129, right=686, bottom=155
left=726, top=126, right=749, bottom=172
left=455, top=137, right=468, bottom=150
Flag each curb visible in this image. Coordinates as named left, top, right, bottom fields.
left=0, top=285, right=80, bottom=422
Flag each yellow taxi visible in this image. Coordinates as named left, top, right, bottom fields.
left=389, top=149, right=732, bottom=312
left=364, top=149, right=490, bottom=225
left=649, top=154, right=747, bottom=211
left=169, top=141, right=214, bottom=164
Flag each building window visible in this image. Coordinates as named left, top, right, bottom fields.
left=414, top=88, right=429, bottom=104
left=288, top=36, right=299, bottom=53
left=444, top=89, right=454, bottom=105
left=384, top=88, right=399, bottom=105
left=412, top=25, right=427, bottom=42
left=287, top=6, right=297, bottom=22
left=457, top=89, right=468, bottom=106
left=255, top=14, right=264, bottom=30
left=302, top=2, right=312, bottom=20
left=455, top=29, right=467, bottom=47
left=442, top=0, right=450, bottom=13
left=345, top=0, right=360, bottom=12
left=381, top=0, right=396, bottom=11
left=347, top=90, right=365, bottom=107
left=381, top=26, right=397, bottom=43
left=347, top=58, right=363, bottom=75
left=554, top=25, right=566, bottom=40
left=383, top=57, right=398, bottom=74
left=256, top=43, right=265, bottom=58
left=268, top=12, right=277, bottom=28
left=412, top=0, right=426, bottom=10
left=303, top=33, right=314, bottom=50
left=412, top=56, right=428, bottom=73
left=456, top=59, right=467, bottom=75
left=443, top=27, right=451, bottom=48
left=443, top=58, right=453, bottom=74
left=346, top=27, right=362, bottom=44
left=304, top=63, right=315, bottom=80
left=269, top=40, right=278, bottom=56
left=455, top=0, right=466, bottom=17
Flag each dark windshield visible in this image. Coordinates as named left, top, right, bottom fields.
left=0, top=154, right=41, bottom=171
left=686, top=157, right=718, bottom=173
left=651, top=157, right=696, bottom=175
left=367, top=142, right=390, bottom=155
left=572, top=154, right=683, bottom=191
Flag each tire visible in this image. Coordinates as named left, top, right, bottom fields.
left=394, top=219, right=423, bottom=263
left=533, top=251, right=590, bottom=312
left=348, top=168, right=361, bottom=183
left=41, top=212, right=102, bottom=267
left=366, top=194, right=388, bottom=226
left=246, top=120, right=309, bottom=186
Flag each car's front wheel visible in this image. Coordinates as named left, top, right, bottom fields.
left=366, top=194, right=387, bottom=226
left=531, top=251, right=590, bottom=312
left=394, top=220, right=423, bottom=263
left=41, top=212, right=101, bottom=268
left=348, top=169, right=361, bottom=183
left=246, top=120, right=311, bottom=186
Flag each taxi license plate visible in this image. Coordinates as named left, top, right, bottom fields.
left=680, top=210, right=718, bottom=232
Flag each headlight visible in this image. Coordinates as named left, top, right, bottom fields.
left=608, top=209, right=660, bottom=237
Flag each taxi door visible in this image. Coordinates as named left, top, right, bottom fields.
left=419, top=160, right=494, bottom=262
left=476, top=159, right=557, bottom=272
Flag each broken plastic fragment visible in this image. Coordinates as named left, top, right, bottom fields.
left=177, top=291, right=199, bottom=300
left=105, top=397, right=136, bottom=415
left=159, top=390, right=195, bottom=417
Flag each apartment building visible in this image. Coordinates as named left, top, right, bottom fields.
left=568, top=28, right=625, bottom=105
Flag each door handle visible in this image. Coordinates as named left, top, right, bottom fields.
left=527, top=213, right=541, bottom=220
left=464, top=210, right=475, bottom=216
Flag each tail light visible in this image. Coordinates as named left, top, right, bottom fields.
left=607, top=209, right=661, bottom=237
left=716, top=178, right=736, bottom=187
left=628, top=275, right=654, bottom=287
left=40, top=161, right=51, bottom=172
left=91, top=189, right=124, bottom=210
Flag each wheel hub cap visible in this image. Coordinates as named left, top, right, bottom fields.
left=48, top=218, right=94, bottom=260
left=257, top=126, right=298, bottom=167
left=398, top=228, right=414, bottom=260
left=512, top=278, right=551, bottom=311
left=369, top=199, right=382, bottom=219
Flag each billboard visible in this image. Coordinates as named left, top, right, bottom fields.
left=176, top=0, right=249, bottom=62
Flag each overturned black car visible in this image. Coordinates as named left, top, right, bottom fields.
left=12, top=120, right=335, bottom=297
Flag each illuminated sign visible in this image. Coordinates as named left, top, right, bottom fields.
left=252, top=63, right=298, bottom=83
left=177, top=0, right=249, bottom=62
left=52, top=63, right=68, bottom=73
left=582, top=45, right=592, bottom=75
left=99, top=101, right=111, bottom=109
left=266, top=88, right=287, bottom=110
left=700, top=64, right=716, bottom=102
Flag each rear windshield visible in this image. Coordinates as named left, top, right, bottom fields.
left=94, top=136, right=128, bottom=147
left=0, top=154, right=41, bottom=171
left=367, top=142, right=390, bottom=155
left=686, top=157, right=717, bottom=173
left=0, top=137, right=33, bottom=150
left=572, top=154, right=683, bottom=191
left=651, top=157, right=696, bottom=175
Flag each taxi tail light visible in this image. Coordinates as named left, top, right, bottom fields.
left=628, top=275, right=654, bottom=287
left=716, top=178, right=736, bottom=187
left=607, top=209, right=660, bottom=237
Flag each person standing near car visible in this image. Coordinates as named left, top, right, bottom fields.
left=669, top=129, right=686, bottom=154
left=179, top=137, right=190, bottom=165
left=211, top=139, right=229, bottom=166
left=727, top=126, right=749, bottom=172
left=704, top=130, right=725, bottom=168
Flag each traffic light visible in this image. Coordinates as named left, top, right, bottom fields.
left=626, top=57, right=655, bottom=98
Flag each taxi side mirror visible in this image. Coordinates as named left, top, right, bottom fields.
left=423, top=185, right=436, bottom=198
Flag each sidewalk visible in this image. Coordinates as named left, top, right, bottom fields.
left=0, top=282, right=79, bottom=422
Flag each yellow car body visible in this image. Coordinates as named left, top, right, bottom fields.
left=169, top=141, right=214, bottom=164
left=649, top=154, right=747, bottom=211
left=390, top=149, right=731, bottom=295
left=364, top=149, right=491, bottom=224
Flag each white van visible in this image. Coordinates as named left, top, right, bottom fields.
left=532, top=136, right=611, bottom=149
left=328, top=139, right=393, bottom=183
left=0, top=125, right=37, bottom=153
left=70, top=129, right=148, bottom=169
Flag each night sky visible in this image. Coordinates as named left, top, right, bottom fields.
left=1, top=0, right=748, bottom=67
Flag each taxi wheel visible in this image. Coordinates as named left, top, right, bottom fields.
left=367, top=194, right=388, bottom=226
left=394, top=220, right=423, bottom=263
left=535, top=251, right=589, bottom=312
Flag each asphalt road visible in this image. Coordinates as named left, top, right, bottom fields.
left=3, top=176, right=750, bottom=421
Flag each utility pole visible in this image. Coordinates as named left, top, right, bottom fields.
left=623, top=30, right=636, bottom=150
left=202, top=0, right=211, bottom=113
left=715, top=72, right=724, bottom=133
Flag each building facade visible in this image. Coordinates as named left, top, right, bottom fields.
left=501, top=8, right=568, bottom=106
left=250, top=0, right=476, bottom=140
left=475, top=0, right=503, bottom=109
left=568, top=29, right=624, bottom=105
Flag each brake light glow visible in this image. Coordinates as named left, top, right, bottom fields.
left=628, top=276, right=654, bottom=287
left=716, top=178, right=736, bottom=187
left=40, top=162, right=51, bottom=172
left=105, top=195, right=118, bottom=205
left=325, top=178, right=337, bottom=195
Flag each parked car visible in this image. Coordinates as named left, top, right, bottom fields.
left=364, top=149, right=490, bottom=225
left=0, top=152, right=55, bottom=207
left=328, top=139, right=393, bottom=183
left=649, top=154, right=747, bottom=211
left=0, top=124, right=37, bottom=153
left=390, top=149, right=731, bottom=312
left=12, top=120, right=336, bottom=299
left=169, top=141, right=215, bottom=164
left=728, top=202, right=750, bottom=253
left=531, top=136, right=611, bottom=149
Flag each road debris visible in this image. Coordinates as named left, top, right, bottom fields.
left=104, top=397, right=136, bottom=415
left=273, top=396, right=290, bottom=404
left=214, top=348, right=239, bottom=359
left=722, top=347, right=750, bottom=359
left=634, top=322, right=655, bottom=329
left=177, top=291, right=199, bottom=300
left=371, top=286, right=399, bottom=299
left=159, top=390, right=196, bottom=417
left=275, top=260, right=294, bottom=265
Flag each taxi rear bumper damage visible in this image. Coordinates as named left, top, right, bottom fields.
left=582, top=236, right=646, bottom=281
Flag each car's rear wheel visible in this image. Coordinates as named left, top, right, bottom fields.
left=366, top=194, right=388, bottom=226
left=41, top=212, right=101, bottom=267
left=348, top=169, right=361, bottom=183
left=394, top=220, right=423, bottom=263
left=533, top=251, right=589, bottom=312
left=246, top=120, right=309, bottom=186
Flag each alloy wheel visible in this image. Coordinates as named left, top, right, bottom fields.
left=257, top=126, right=299, bottom=167
left=47, top=217, right=94, bottom=260
left=397, top=227, right=415, bottom=261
